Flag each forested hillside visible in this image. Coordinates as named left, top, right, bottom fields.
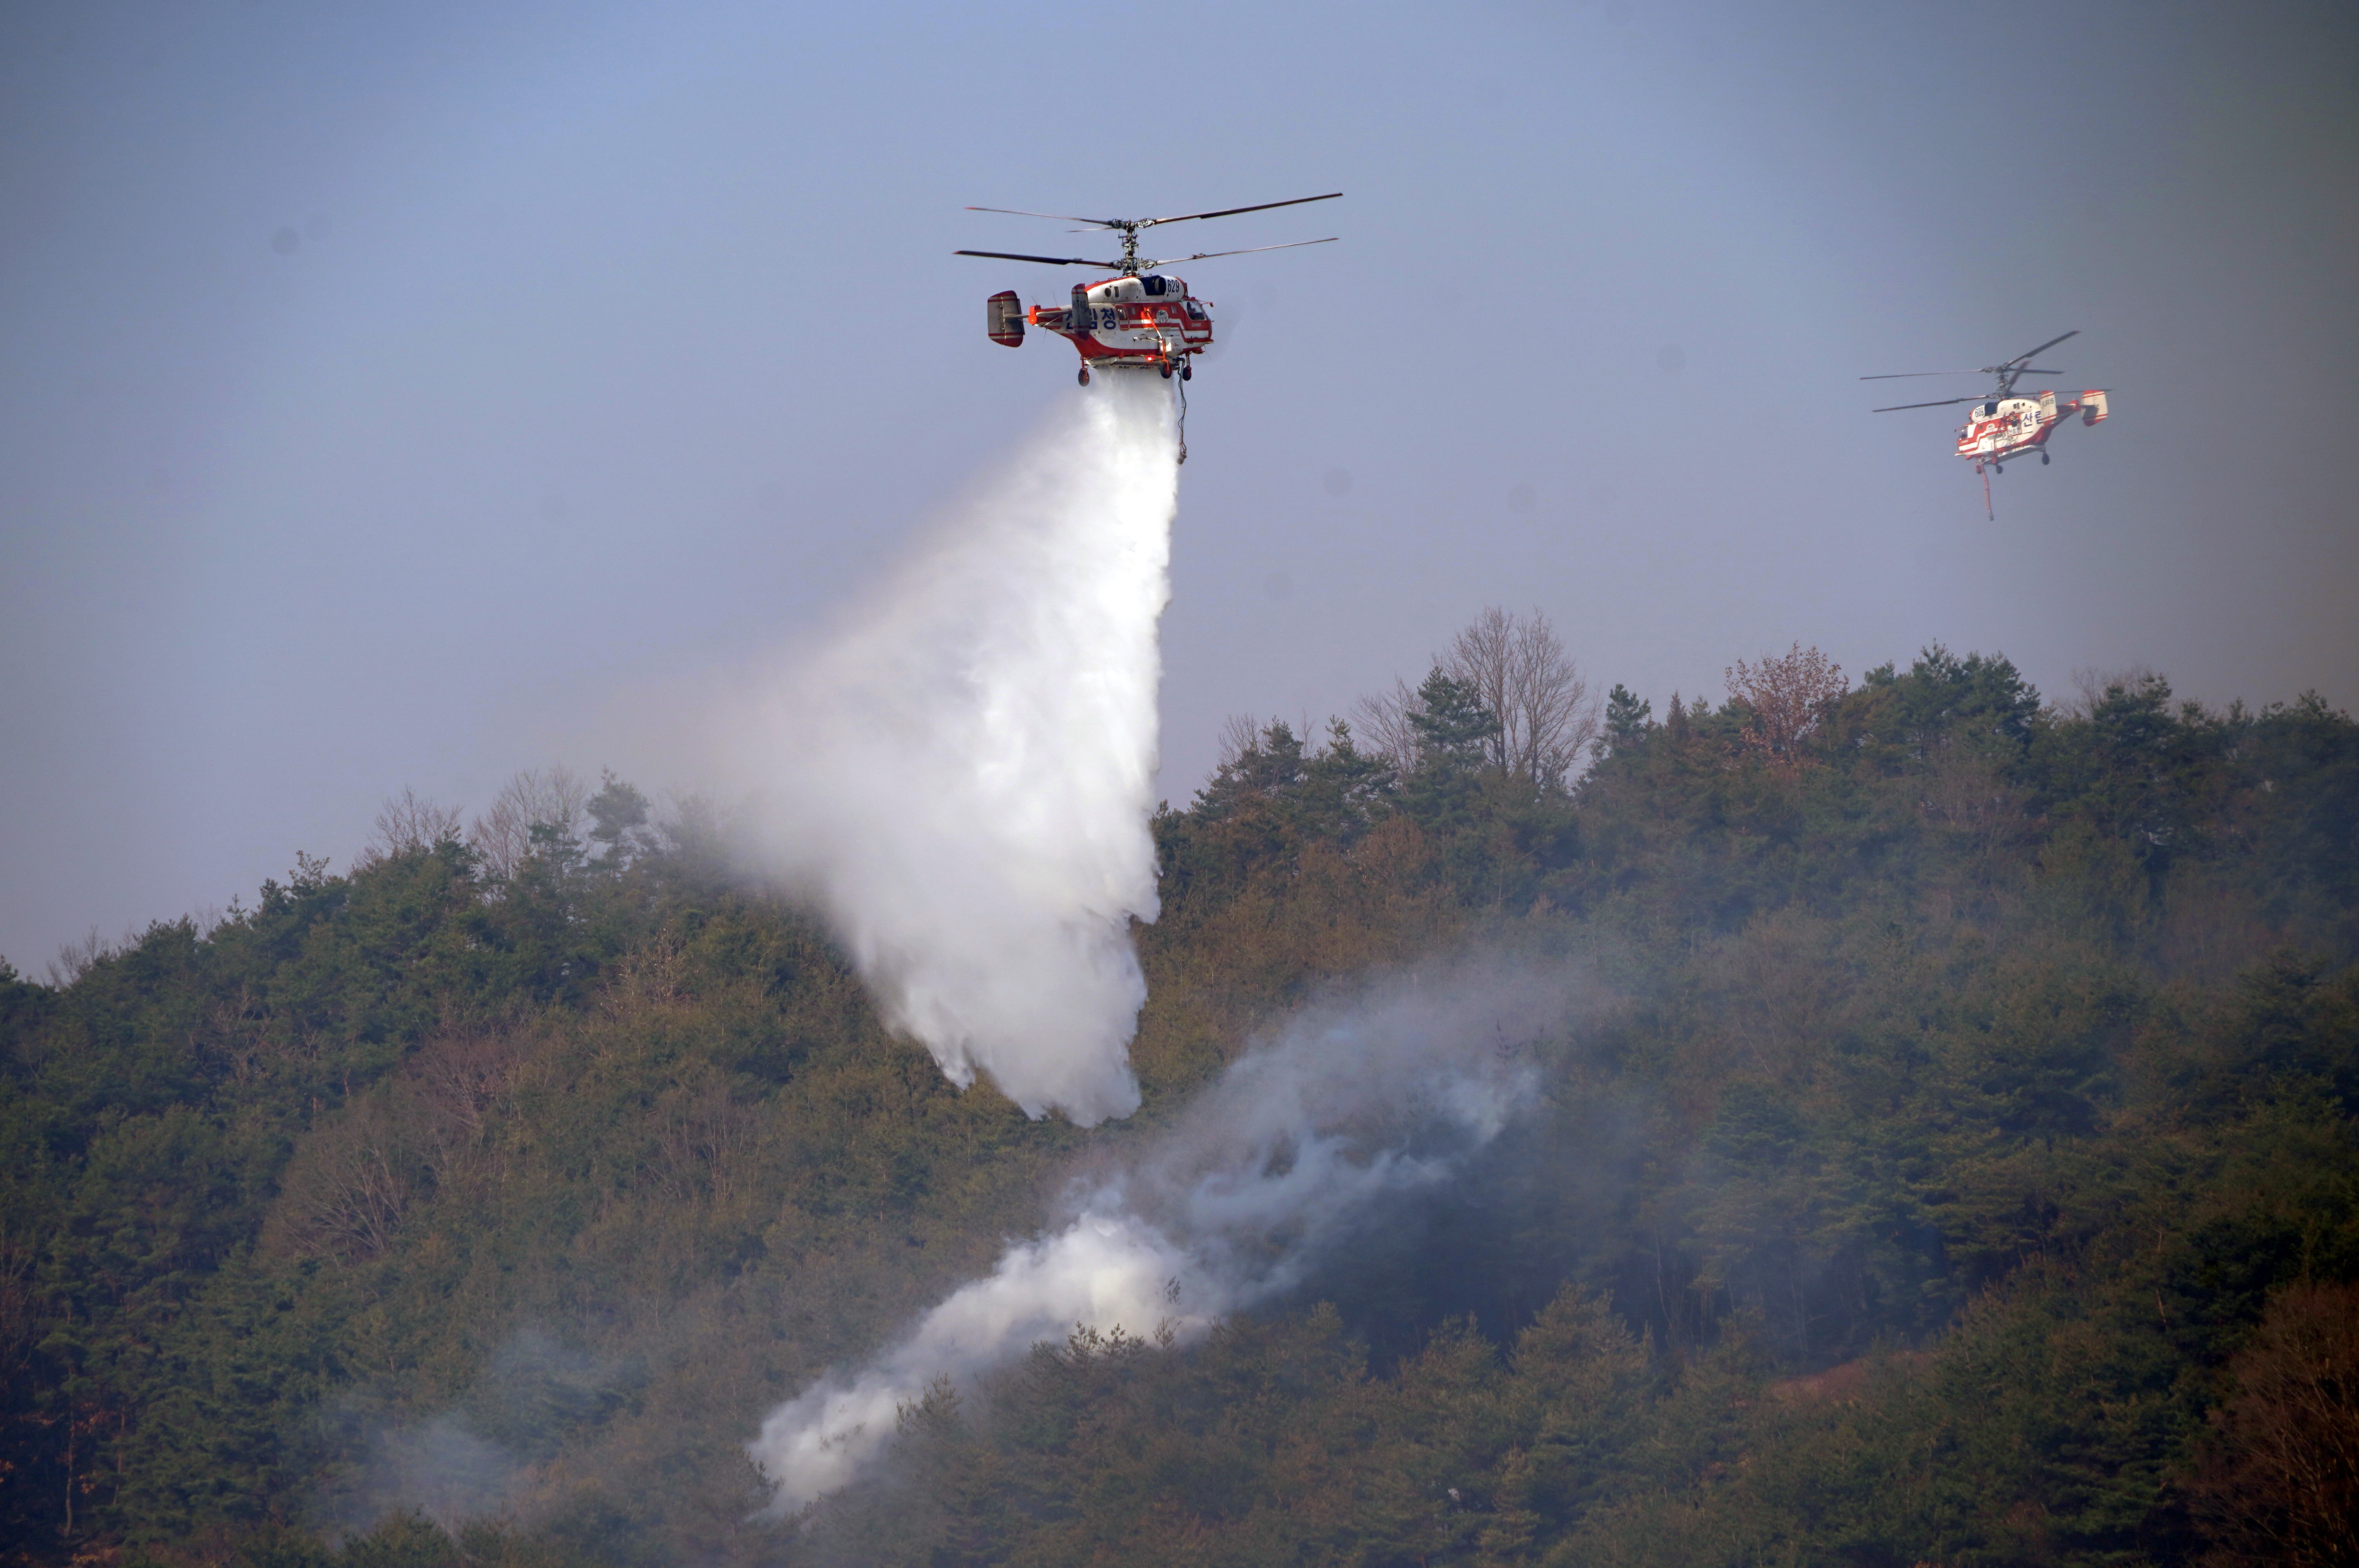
left=4, top=638, right=2356, bottom=1567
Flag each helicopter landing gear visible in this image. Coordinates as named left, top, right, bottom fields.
left=2040, top=451, right=2050, bottom=465
left=1994, top=463, right=2004, bottom=473
left=1078, top=366, right=1090, bottom=386
left=1159, top=361, right=1173, bottom=379
left=1180, top=361, right=1191, bottom=381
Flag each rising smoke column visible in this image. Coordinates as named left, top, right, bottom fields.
left=748, top=962, right=1571, bottom=1513
left=733, top=376, right=1178, bottom=1125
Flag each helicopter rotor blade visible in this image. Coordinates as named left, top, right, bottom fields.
left=1138, top=237, right=1339, bottom=267
left=953, top=249, right=1128, bottom=268
left=1138, top=192, right=1343, bottom=228
left=965, top=206, right=1124, bottom=228
left=1872, top=397, right=1981, bottom=412
left=2008, top=329, right=2079, bottom=365
left=1861, top=370, right=1984, bottom=380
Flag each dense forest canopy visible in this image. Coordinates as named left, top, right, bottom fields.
left=3, top=633, right=2356, bottom=1567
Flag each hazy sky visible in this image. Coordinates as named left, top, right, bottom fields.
left=5, top=0, right=2354, bottom=970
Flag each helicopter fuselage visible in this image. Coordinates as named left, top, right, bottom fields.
left=985, top=273, right=1212, bottom=376
left=960, top=191, right=1337, bottom=384
left=1956, top=388, right=2109, bottom=469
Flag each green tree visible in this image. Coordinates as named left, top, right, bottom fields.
left=1601, top=684, right=1652, bottom=755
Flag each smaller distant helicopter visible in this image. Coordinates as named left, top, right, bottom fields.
left=1865, top=331, right=2110, bottom=518
left=955, top=193, right=1339, bottom=386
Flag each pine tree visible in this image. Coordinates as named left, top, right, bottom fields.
left=1603, top=684, right=1653, bottom=754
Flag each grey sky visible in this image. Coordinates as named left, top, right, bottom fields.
left=5, top=0, right=2354, bottom=969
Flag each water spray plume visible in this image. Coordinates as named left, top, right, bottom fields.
left=749, top=962, right=1573, bottom=1513
left=730, top=377, right=1178, bottom=1125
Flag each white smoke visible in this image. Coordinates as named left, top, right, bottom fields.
left=728, top=374, right=1179, bottom=1126
left=748, top=961, right=1571, bottom=1514
left=750, top=1211, right=1192, bottom=1508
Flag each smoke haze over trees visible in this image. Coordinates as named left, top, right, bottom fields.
left=3, top=622, right=2357, bottom=1566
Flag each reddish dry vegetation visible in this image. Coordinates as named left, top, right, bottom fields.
left=2187, top=1282, right=2359, bottom=1568
left=1764, top=1351, right=1928, bottom=1407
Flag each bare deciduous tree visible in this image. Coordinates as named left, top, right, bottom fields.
left=1725, top=643, right=1848, bottom=770
left=1445, top=607, right=1596, bottom=788
left=469, top=766, right=587, bottom=883
left=1356, top=608, right=1597, bottom=787
left=1216, top=712, right=1265, bottom=769
left=408, top=1023, right=530, bottom=1162
left=2189, top=1281, right=2359, bottom=1567
left=264, top=1094, right=425, bottom=1262
left=1915, top=743, right=2030, bottom=870
left=2068, top=662, right=2162, bottom=718
left=357, top=787, right=465, bottom=869
left=44, top=926, right=114, bottom=988
left=653, top=1073, right=760, bottom=1206
left=600, top=935, right=689, bottom=1020
left=1358, top=608, right=1594, bottom=783
left=1351, top=677, right=1425, bottom=776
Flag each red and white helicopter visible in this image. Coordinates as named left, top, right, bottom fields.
left=956, top=193, right=1339, bottom=386
left=1866, top=331, right=2110, bottom=517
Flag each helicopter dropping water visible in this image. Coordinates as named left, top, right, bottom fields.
left=957, top=192, right=1339, bottom=460
left=1866, top=331, right=2111, bottom=518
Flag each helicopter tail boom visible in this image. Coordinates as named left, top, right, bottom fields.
left=2042, top=388, right=2109, bottom=427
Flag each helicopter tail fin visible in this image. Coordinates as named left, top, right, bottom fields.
left=986, top=290, right=1025, bottom=347
left=2076, top=389, right=2108, bottom=425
